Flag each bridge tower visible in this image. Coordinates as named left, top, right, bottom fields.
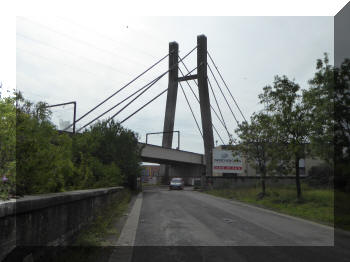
left=161, top=35, right=214, bottom=184
left=161, top=41, right=179, bottom=183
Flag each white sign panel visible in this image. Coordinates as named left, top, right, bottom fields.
left=213, top=149, right=243, bottom=173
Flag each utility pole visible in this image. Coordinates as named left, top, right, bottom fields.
left=161, top=41, right=179, bottom=183
left=197, top=35, right=214, bottom=181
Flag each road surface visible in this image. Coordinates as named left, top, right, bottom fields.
left=112, top=186, right=349, bottom=262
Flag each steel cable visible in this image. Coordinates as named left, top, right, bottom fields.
left=207, top=63, right=240, bottom=125
left=207, top=51, right=247, bottom=123
left=119, top=66, right=198, bottom=124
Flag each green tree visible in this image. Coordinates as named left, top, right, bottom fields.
left=334, top=59, right=350, bottom=191
left=2, top=92, right=143, bottom=199
left=73, top=120, right=142, bottom=190
left=303, top=54, right=334, bottom=164
left=0, top=96, right=16, bottom=199
left=234, top=112, right=275, bottom=197
left=303, top=56, right=350, bottom=190
left=16, top=93, right=74, bottom=195
left=258, top=76, right=309, bottom=199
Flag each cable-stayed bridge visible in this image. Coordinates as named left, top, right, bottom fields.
left=61, top=35, right=246, bottom=182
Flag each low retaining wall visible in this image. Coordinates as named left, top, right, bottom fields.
left=207, top=176, right=306, bottom=189
left=0, top=187, right=124, bottom=261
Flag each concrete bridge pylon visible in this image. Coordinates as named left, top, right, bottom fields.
left=160, top=35, right=214, bottom=184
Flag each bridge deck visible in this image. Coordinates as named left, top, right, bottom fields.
left=138, top=143, right=205, bottom=165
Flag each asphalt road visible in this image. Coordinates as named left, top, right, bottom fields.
left=135, top=186, right=333, bottom=246
left=113, top=186, right=350, bottom=262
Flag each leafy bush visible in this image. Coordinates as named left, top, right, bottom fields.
left=0, top=96, right=16, bottom=199
left=73, top=120, right=142, bottom=190
left=1, top=93, right=141, bottom=200
left=306, top=164, right=333, bottom=187
left=16, top=93, right=74, bottom=195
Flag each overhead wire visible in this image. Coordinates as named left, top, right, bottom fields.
left=57, top=17, right=166, bottom=60
left=17, top=33, right=135, bottom=78
left=18, top=17, right=147, bottom=67
left=17, top=47, right=103, bottom=78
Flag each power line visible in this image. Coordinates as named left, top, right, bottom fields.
left=57, top=17, right=166, bottom=60
left=17, top=33, right=135, bottom=78
left=19, top=17, right=148, bottom=68
left=17, top=47, right=103, bottom=78
left=17, top=48, right=131, bottom=98
left=207, top=63, right=240, bottom=126
left=179, top=82, right=203, bottom=137
left=207, top=51, right=247, bottom=123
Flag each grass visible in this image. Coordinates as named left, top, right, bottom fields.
left=204, top=184, right=334, bottom=227
left=74, top=189, right=132, bottom=246
left=334, top=190, right=350, bottom=231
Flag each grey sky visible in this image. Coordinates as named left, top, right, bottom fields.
left=16, top=16, right=333, bottom=154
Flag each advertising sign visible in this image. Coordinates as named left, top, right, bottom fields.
left=213, top=149, right=243, bottom=173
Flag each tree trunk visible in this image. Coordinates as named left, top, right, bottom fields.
left=295, top=156, right=302, bottom=199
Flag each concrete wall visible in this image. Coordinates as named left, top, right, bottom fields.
left=208, top=176, right=304, bottom=189
left=0, top=187, right=123, bottom=261
left=213, top=156, right=326, bottom=177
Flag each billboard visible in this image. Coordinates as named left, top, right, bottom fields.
left=212, top=149, right=243, bottom=173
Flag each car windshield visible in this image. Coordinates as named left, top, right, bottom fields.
left=171, top=178, right=182, bottom=182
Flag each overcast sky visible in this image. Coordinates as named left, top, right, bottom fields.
left=16, top=16, right=333, bottom=154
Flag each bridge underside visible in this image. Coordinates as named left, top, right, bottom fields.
left=139, top=143, right=205, bottom=166
left=139, top=143, right=205, bottom=184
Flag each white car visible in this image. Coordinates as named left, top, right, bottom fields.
left=169, top=177, right=184, bottom=190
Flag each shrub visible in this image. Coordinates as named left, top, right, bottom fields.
left=0, top=96, right=16, bottom=199
left=306, top=163, right=333, bottom=187
left=0, top=93, right=142, bottom=200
